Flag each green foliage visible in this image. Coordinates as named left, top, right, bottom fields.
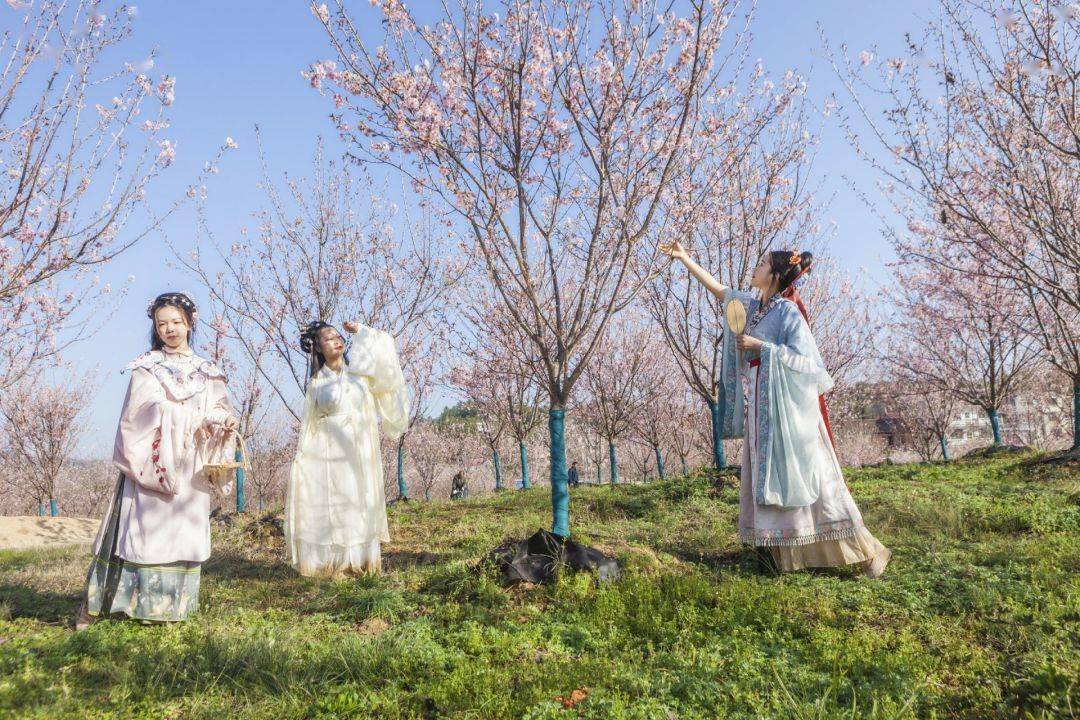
left=0, top=454, right=1076, bottom=718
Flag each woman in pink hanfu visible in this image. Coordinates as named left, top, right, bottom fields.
left=75, top=293, right=238, bottom=628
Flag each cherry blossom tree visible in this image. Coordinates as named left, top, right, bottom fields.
left=886, top=260, right=1038, bottom=446
left=0, top=372, right=95, bottom=516
left=647, top=77, right=823, bottom=471
left=831, top=0, right=1080, bottom=453
left=312, top=0, right=749, bottom=536
left=887, top=382, right=960, bottom=461
left=183, top=141, right=453, bottom=420
left=452, top=362, right=514, bottom=491
left=0, top=1, right=192, bottom=387
left=581, top=313, right=657, bottom=484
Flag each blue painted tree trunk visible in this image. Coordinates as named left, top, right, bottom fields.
left=939, top=436, right=950, bottom=460
left=397, top=442, right=407, bottom=500
left=708, top=399, right=726, bottom=470
left=681, top=457, right=688, bottom=475
left=395, top=442, right=406, bottom=498
left=987, top=408, right=1003, bottom=445
left=235, top=446, right=246, bottom=513
left=258, top=496, right=265, bottom=512
left=49, top=498, right=58, bottom=517
left=37, top=502, right=45, bottom=517
left=548, top=409, right=569, bottom=538
left=493, top=449, right=503, bottom=490
left=519, top=441, right=531, bottom=489
left=595, top=465, right=601, bottom=485
left=653, top=446, right=665, bottom=480
left=608, top=442, right=618, bottom=484
left=1072, top=376, right=1080, bottom=450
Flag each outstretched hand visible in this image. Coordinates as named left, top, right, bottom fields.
left=343, top=321, right=360, bottom=334
left=659, top=240, right=688, bottom=261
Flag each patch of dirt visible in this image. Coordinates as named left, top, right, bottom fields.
left=0, top=516, right=98, bottom=551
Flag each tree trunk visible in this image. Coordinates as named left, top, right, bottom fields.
left=397, top=440, right=407, bottom=500
left=986, top=408, right=1003, bottom=445
left=939, top=435, right=951, bottom=461
left=49, top=498, right=58, bottom=517
left=608, top=441, right=618, bottom=484
left=493, top=449, right=503, bottom=490
left=595, top=464, right=601, bottom=485
left=548, top=408, right=569, bottom=538
left=235, top=445, right=246, bottom=513
left=681, top=457, right=688, bottom=475
left=1072, top=375, right=1080, bottom=451
left=519, top=441, right=531, bottom=489
left=654, top=445, right=665, bottom=480
left=708, top=399, right=726, bottom=470
left=37, top=502, right=45, bottom=517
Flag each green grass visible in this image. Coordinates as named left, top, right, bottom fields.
left=0, top=453, right=1077, bottom=719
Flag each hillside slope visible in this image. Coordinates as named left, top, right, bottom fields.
left=0, top=454, right=1076, bottom=719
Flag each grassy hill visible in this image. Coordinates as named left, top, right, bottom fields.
left=0, top=454, right=1077, bottom=719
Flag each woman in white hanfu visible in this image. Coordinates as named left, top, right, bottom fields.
left=286, top=320, right=410, bottom=577
left=76, top=293, right=238, bottom=629
left=661, top=243, right=891, bottom=577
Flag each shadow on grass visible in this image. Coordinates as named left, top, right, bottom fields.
left=383, top=550, right=446, bottom=571
left=202, top=551, right=292, bottom=581
left=0, top=583, right=79, bottom=623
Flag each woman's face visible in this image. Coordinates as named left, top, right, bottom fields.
left=750, top=255, right=774, bottom=291
left=155, top=305, right=191, bottom=350
left=318, top=326, right=345, bottom=362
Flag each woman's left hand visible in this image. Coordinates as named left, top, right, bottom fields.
left=222, top=415, right=239, bottom=432
left=736, top=334, right=763, bottom=352
left=343, top=321, right=360, bottom=334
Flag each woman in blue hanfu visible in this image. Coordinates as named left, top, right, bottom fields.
left=661, top=242, right=891, bottom=577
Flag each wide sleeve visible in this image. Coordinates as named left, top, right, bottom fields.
left=195, top=374, right=238, bottom=482
left=293, top=387, right=318, bottom=458
left=753, top=305, right=832, bottom=508
left=347, top=326, right=410, bottom=440
left=201, top=371, right=236, bottom=428
left=112, top=367, right=178, bottom=495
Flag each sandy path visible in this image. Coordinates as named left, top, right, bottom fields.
left=0, top=516, right=99, bottom=551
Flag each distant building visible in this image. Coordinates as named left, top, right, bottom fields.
left=836, top=375, right=1072, bottom=456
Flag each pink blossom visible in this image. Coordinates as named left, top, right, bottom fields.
left=859, top=50, right=874, bottom=66
left=157, top=139, right=176, bottom=167
left=157, top=75, right=175, bottom=106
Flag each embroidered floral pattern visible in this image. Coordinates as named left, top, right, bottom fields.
left=151, top=434, right=168, bottom=489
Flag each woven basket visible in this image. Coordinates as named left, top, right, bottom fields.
left=203, top=430, right=250, bottom=486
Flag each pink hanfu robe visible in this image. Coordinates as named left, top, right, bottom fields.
left=82, top=349, right=234, bottom=622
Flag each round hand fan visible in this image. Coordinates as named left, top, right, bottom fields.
left=726, top=297, right=747, bottom=335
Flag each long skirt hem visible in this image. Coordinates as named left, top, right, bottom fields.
left=82, top=473, right=201, bottom=622
left=289, top=537, right=382, bottom=577
left=765, top=527, right=888, bottom=572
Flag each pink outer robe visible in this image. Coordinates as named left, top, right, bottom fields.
left=95, top=350, right=234, bottom=565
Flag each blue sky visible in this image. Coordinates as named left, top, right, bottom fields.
left=4, top=0, right=940, bottom=455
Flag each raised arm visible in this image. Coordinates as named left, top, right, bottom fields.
left=659, top=240, right=729, bottom=301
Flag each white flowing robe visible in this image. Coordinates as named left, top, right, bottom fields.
left=94, top=350, right=234, bottom=565
left=721, top=290, right=887, bottom=568
left=286, top=326, right=410, bottom=576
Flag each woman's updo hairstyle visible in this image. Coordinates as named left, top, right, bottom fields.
left=147, top=292, right=198, bottom=351
left=766, top=250, right=813, bottom=294
left=300, top=320, right=349, bottom=379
